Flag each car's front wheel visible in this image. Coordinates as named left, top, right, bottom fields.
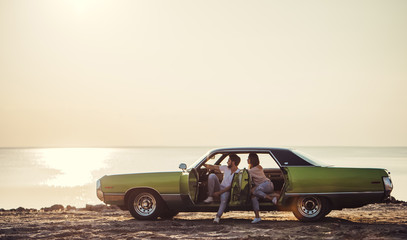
left=128, top=190, right=162, bottom=220
left=292, top=196, right=330, bottom=222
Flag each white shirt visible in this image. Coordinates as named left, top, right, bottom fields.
left=219, top=165, right=240, bottom=189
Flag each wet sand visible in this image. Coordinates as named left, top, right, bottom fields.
left=1, top=202, right=407, bottom=239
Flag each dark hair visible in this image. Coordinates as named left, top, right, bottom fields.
left=248, top=153, right=259, bottom=167
left=229, top=154, right=241, bottom=166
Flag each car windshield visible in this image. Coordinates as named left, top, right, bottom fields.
left=188, top=150, right=211, bottom=169
left=291, top=149, right=329, bottom=167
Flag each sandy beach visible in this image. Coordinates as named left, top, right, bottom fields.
left=1, top=201, right=406, bottom=240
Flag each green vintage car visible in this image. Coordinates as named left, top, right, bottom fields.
left=96, top=147, right=393, bottom=222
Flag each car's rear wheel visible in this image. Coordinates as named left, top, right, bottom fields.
left=128, top=190, right=162, bottom=220
left=292, top=196, right=330, bottom=222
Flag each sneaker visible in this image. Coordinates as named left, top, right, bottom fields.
left=213, top=216, right=220, bottom=224
left=203, top=196, right=213, bottom=204
left=272, top=197, right=277, bottom=205
left=251, top=218, right=261, bottom=224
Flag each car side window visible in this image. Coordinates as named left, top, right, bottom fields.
left=237, top=153, right=249, bottom=168
left=257, top=153, right=280, bottom=169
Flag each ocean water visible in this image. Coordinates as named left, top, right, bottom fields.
left=0, top=147, right=405, bottom=209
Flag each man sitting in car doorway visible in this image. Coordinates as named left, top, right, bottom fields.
left=203, top=154, right=241, bottom=223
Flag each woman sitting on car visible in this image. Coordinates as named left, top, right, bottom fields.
left=248, top=153, right=277, bottom=224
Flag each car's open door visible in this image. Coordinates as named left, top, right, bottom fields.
left=188, top=168, right=199, bottom=203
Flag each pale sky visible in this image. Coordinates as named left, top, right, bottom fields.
left=1, top=0, right=406, bottom=147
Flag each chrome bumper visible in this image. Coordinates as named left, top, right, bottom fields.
left=383, top=176, right=393, bottom=198
left=96, top=179, right=104, bottom=202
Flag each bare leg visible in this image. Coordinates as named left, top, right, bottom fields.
left=254, top=210, right=260, bottom=218
left=251, top=196, right=260, bottom=217
left=265, top=195, right=273, bottom=200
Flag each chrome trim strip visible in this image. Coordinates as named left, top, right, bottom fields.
left=161, top=194, right=182, bottom=199
left=280, top=166, right=316, bottom=167
left=285, top=191, right=383, bottom=196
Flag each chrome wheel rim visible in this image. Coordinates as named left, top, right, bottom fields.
left=134, top=193, right=156, bottom=216
left=297, top=196, right=321, bottom=218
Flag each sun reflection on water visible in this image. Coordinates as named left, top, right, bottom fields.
left=37, top=148, right=110, bottom=187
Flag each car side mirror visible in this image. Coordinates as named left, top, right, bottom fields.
left=179, top=163, right=187, bottom=171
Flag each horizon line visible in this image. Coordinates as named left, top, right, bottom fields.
left=1, top=145, right=407, bottom=149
